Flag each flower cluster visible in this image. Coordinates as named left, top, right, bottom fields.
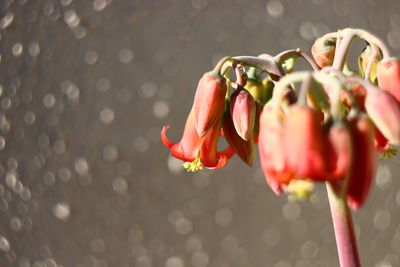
left=162, top=28, right=400, bottom=210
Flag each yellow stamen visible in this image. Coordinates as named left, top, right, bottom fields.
left=381, top=147, right=398, bottom=160
left=285, top=179, right=315, bottom=201
left=183, top=156, right=203, bottom=172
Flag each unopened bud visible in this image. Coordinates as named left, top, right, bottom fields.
left=230, top=87, right=256, bottom=141
left=311, top=37, right=336, bottom=68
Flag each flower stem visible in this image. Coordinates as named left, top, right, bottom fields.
left=326, top=182, right=361, bottom=267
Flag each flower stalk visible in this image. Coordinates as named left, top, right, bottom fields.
left=326, top=182, right=361, bottom=267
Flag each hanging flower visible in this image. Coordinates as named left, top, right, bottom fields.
left=192, top=72, right=228, bottom=137
left=258, top=103, right=290, bottom=194
left=346, top=115, right=377, bottom=210
left=377, top=57, right=400, bottom=103
left=364, top=87, right=400, bottom=145
left=161, top=108, right=233, bottom=171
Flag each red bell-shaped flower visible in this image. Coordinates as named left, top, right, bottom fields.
left=377, top=57, right=400, bottom=103
left=283, top=105, right=327, bottom=180
left=161, top=109, right=201, bottom=162
left=365, top=88, right=400, bottom=145
left=192, top=72, right=227, bottom=137
left=325, top=122, right=353, bottom=180
left=161, top=108, right=234, bottom=171
left=346, top=115, right=377, bottom=210
left=258, top=103, right=290, bottom=194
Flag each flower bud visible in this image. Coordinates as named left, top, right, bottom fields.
left=311, top=37, right=336, bottom=68
left=230, top=87, right=256, bottom=141
left=377, top=57, right=400, bottom=103
left=283, top=106, right=327, bottom=180
left=346, top=115, right=376, bottom=210
left=222, top=110, right=254, bottom=166
left=365, top=88, right=400, bottom=145
left=246, top=78, right=266, bottom=103
left=193, top=72, right=227, bottom=137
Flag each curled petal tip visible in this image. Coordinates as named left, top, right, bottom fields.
left=161, top=126, right=175, bottom=148
left=220, top=146, right=235, bottom=159
left=205, top=154, right=228, bottom=170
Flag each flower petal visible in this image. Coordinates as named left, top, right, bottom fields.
left=161, top=126, right=175, bottom=149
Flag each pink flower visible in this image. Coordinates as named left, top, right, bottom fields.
left=365, top=88, right=400, bottom=145
left=192, top=72, right=227, bottom=137
left=377, top=57, right=400, bottom=103
left=161, top=109, right=233, bottom=171
left=346, top=115, right=377, bottom=210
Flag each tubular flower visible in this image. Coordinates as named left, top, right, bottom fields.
left=283, top=106, right=327, bottom=180
left=377, top=57, right=400, bottom=103
left=161, top=109, right=234, bottom=171
left=258, top=103, right=289, bottom=194
left=325, top=122, right=353, bottom=180
left=161, top=109, right=201, bottom=163
left=192, top=72, right=227, bottom=137
left=346, top=115, right=377, bottom=210
left=230, top=87, right=257, bottom=141
left=222, top=110, right=254, bottom=166
left=364, top=88, right=400, bottom=145
left=199, top=119, right=234, bottom=169
left=311, top=37, right=336, bottom=68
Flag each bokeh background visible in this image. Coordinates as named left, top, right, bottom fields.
left=0, top=0, right=400, bottom=266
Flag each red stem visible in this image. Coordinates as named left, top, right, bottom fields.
left=327, top=183, right=361, bottom=267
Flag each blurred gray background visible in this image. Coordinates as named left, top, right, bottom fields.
left=0, top=0, right=400, bottom=266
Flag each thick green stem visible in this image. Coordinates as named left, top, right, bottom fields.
left=326, top=182, right=361, bottom=267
